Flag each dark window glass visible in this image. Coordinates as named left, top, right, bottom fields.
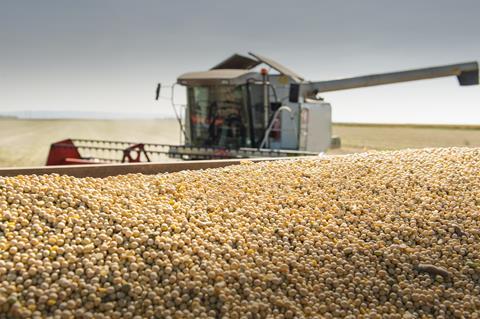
left=187, top=86, right=252, bottom=148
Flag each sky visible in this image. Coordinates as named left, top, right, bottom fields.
left=0, top=0, right=479, bottom=124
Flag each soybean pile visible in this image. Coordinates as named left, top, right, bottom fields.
left=1, top=148, right=480, bottom=319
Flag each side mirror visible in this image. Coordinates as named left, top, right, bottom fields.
left=155, top=83, right=161, bottom=100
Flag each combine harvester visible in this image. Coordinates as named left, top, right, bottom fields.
left=44, top=53, right=478, bottom=167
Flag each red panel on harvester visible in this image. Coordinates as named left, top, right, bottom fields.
left=46, top=139, right=83, bottom=165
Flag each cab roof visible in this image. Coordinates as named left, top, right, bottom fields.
left=177, top=69, right=256, bottom=86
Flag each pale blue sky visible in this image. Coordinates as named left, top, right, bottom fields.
left=1, top=0, right=479, bottom=123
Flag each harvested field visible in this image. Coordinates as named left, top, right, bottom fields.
left=2, top=118, right=480, bottom=167
left=0, top=119, right=180, bottom=167
left=331, top=123, right=480, bottom=154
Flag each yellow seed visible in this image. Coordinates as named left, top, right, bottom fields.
left=0, top=148, right=479, bottom=318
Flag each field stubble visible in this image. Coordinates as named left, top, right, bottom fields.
left=2, top=119, right=480, bottom=167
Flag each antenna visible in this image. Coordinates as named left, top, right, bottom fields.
left=155, top=83, right=161, bottom=101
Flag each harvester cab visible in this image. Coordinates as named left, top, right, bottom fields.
left=176, top=53, right=326, bottom=152
left=46, top=53, right=478, bottom=165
